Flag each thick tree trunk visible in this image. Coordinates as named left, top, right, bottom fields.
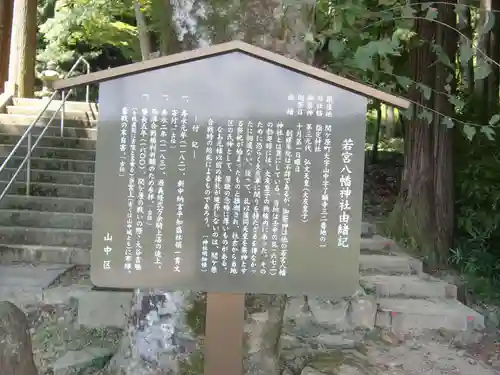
left=388, top=1, right=438, bottom=259
left=487, top=0, right=500, bottom=113
left=7, top=0, right=37, bottom=97
left=0, top=301, right=38, bottom=375
left=0, top=0, right=14, bottom=93
left=433, top=0, right=457, bottom=266
left=105, top=1, right=313, bottom=375
left=457, top=0, right=474, bottom=96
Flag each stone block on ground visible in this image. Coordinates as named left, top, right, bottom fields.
left=359, top=254, right=422, bottom=275
left=77, top=290, right=131, bottom=329
left=360, top=274, right=458, bottom=299
left=347, top=297, right=377, bottom=330
left=53, top=347, right=113, bottom=375
left=43, top=285, right=92, bottom=305
left=0, top=301, right=38, bottom=375
left=361, top=222, right=375, bottom=238
left=375, top=298, right=485, bottom=333
left=360, top=235, right=396, bottom=253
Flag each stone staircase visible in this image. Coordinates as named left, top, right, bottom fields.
left=0, top=97, right=96, bottom=264
left=0, top=97, right=485, bottom=338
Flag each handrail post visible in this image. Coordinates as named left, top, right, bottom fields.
left=61, top=89, right=66, bottom=137
left=26, top=133, right=32, bottom=196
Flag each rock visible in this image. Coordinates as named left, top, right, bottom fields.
left=347, top=298, right=377, bottom=330
left=77, top=290, right=130, bottom=329
left=0, top=301, right=38, bottom=375
left=315, top=334, right=356, bottom=349
left=53, top=347, right=113, bottom=375
left=307, top=298, right=351, bottom=333
left=301, top=366, right=324, bottom=374
left=43, top=285, right=91, bottom=305
left=335, top=364, right=366, bottom=375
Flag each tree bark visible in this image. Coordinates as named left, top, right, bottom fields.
left=134, top=0, right=152, bottom=60
left=7, top=0, right=37, bottom=97
left=433, top=0, right=457, bottom=266
left=0, top=0, right=14, bottom=93
left=475, top=0, right=492, bottom=119
left=389, top=0, right=438, bottom=260
left=105, top=1, right=314, bottom=375
left=0, top=301, right=38, bottom=375
left=487, top=0, right=500, bottom=113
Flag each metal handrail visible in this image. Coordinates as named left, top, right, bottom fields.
left=0, top=57, right=91, bottom=203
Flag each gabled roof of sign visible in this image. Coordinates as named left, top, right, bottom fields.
left=53, top=40, right=409, bottom=109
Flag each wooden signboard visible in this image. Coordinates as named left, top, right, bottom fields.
left=54, top=41, right=409, bottom=375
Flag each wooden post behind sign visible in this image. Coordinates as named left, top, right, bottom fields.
left=204, top=292, right=245, bottom=375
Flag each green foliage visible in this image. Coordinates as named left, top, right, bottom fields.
left=38, top=0, right=141, bottom=64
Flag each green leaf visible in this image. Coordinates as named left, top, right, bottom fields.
left=396, top=75, right=412, bottom=89
left=328, top=39, right=345, bottom=58
left=401, top=107, right=413, bottom=120
left=304, top=32, right=315, bottom=44
left=449, top=95, right=465, bottom=112
left=432, top=44, right=453, bottom=69
left=478, top=11, right=496, bottom=35
left=417, top=83, right=432, bottom=100
left=463, top=124, right=476, bottom=141
left=425, top=7, right=438, bottom=20
left=480, top=126, right=496, bottom=141
left=489, top=114, right=500, bottom=125
left=459, top=41, right=474, bottom=65
left=402, top=5, right=417, bottom=19
left=332, top=14, right=343, bottom=34
left=345, top=11, right=356, bottom=26
left=441, top=117, right=454, bottom=128
left=378, top=0, right=398, bottom=5
left=474, top=60, right=492, bottom=80
left=418, top=108, right=433, bottom=124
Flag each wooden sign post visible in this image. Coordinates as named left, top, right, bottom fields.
left=54, top=41, right=409, bottom=375
left=204, top=293, right=245, bottom=375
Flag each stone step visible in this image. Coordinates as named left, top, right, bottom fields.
left=77, top=290, right=131, bottom=328
left=3, top=168, right=95, bottom=186
left=0, top=180, right=94, bottom=199
left=12, top=97, right=99, bottom=113
left=360, top=274, right=457, bottom=299
left=2, top=156, right=95, bottom=172
left=0, top=226, right=91, bottom=247
left=0, top=243, right=89, bottom=264
left=0, top=134, right=96, bottom=150
left=0, top=210, right=92, bottom=230
left=0, top=122, right=97, bottom=139
left=0, top=113, right=96, bottom=129
left=361, top=222, right=376, bottom=238
left=6, top=105, right=97, bottom=121
left=360, top=235, right=399, bottom=255
left=0, top=195, right=93, bottom=214
left=375, top=298, right=485, bottom=332
left=359, top=254, right=422, bottom=275
left=0, top=144, right=96, bottom=161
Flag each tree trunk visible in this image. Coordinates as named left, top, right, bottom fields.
left=105, top=1, right=314, bottom=374
left=153, top=0, right=181, bottom=56
left=457, top=0, right=474, bottom=96
left=475, top=0, right=492, bottom=119
left=388, top=0, right=438, bottom=260
left=7, top=0, right=37, bottom=97
left=433, top=0, right=457, bottom=266
left=0, top=0, right=13, bottom=93
left=487, top=0, right=500, bottom=113
left=0, top=301, right=38, bottom=375
left=134, top=0, right=152, bottom=60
